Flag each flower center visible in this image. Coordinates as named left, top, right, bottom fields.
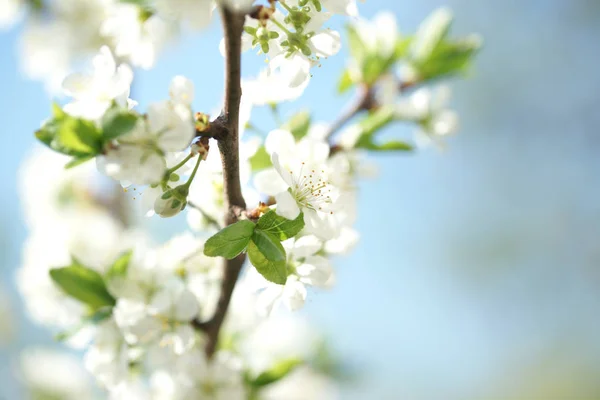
left=289, top=162, right=333, bottom=213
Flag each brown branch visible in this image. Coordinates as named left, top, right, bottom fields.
left=324, top=84, right=375, bottom=141
left=199, top=5, right=248, bottom=359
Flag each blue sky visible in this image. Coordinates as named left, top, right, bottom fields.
left=2, top=0, right=600, bottom=399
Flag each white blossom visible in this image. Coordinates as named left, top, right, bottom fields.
left=96, top=76, right=195, bottom=186
left=352, top=11, right=399, bottom=58
left=62, top=46, right=133, bottom=120
left=84, top=318, right=129, bottom=388
left=102, top=3, right=175, bottom=69
left=154, top=0, right=213, bottom=31
left=21, top=348, right=95, bottom=399
left=251, top=235, right=334, bottom=313
left=395, top=85, right=459, bottom=147
left=0, top=0, right=22, bottom=29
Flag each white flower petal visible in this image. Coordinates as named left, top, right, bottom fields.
left=265, top=129, right=296, bottom=157
left=254, top=168, right=288, bottom=196
left=296, top=256, right=333, bottom=287
left=293, top=235, right=323, bottom=258
left=169, top=75, right=195, bottom=105
left=282, top=277, right=307, bottom=311
left=275, top=191, right=300, bottom=220
left=174, top=289, right=200, bottom=321
left=309, top=30, right=341, bottom=58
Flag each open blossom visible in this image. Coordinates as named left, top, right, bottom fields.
left=250, top=235, right=334, bottom=313
left=254, top=129, right=340, bottom=239
left=84, top=318, right=129, bottom=388
left=102, top=3, right=175, bottom=69
left=96, top=75, right=195, bottom=185
left=395, top=85, right=458, bottom=147
left=242, top=65, right=310, bottom=105
left=151, top=350, right=246, bottom=400
left=352, top=11, right=399, bottom=58
left=239, top=4, right=341, bottom=91
left=270, top=153, right=337, bottom=221
left=154, top=0, right=213, bottom=31
left=254, top=126, right=359, bottom=242
left=0, top=0, right=22, bottom=29
left=21, top=348, right=95, bottom=399
left=62, top=46, right=133, bottom=120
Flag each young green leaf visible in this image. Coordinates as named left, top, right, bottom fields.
left=249, top=146, right=272, bottom=171
left=102, top=108, right=139, bottom=139
left=256, top=210, right=305, bottom=241
left=247, top=240, right=287, bottom=285
left=204, top=220, right=256, bottom=259
left=249, top=358, right=303, bottom=388
left=52, top=102, right=66, bottom=119
left=338, top=69, right=354, bottom=94
left=282, top=110, right=311, bottom=140
left=49, top=264, right=116, bottom=310
left=416, top=38, right=481, bottom=80
left=57, top=117, right=103, bottom=155
left=346, top=24, right=368, bottom=64
left=105, top=250, right=133, bottom=279
left=410, top=7, right=453, bottom=63
left=251, top=230, right=286, bottom=262
left=64, top=155, right=95, bottom=169
left=358, top=139, right=413, bottom=152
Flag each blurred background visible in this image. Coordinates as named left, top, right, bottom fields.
left=2, top=0, right=600, bottom=399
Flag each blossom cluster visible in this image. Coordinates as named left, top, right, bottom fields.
left=17, top=147, right=340, bottom=398
left=10, top=1, right=481, bottom=398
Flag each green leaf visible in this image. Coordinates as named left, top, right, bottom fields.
left=360, top=140, right=413, bottom=152
left=361, top=55, right=387, bottom=86
left=204, top=220, right=256, bottom=259
left=102, top=107, right=139, bottom=139
left=337, top=69, right=354, bottom=94
left=105, top=250, right=133, bottom=279
left=57, top=117, right=102, bottom=155
left=250, top=358, right=303, bottom=388
left=416, top=38, right=481, bottom=80
left=65, top=155, right=94, bottom=169
left=346, top=24, right=368, bottom=64
left=50, top=264, right=116, bottom=310
left=35, top=122, right=57, bottom=148
left=410, top=8, right=453, bottom=63
left=256, top=210, right=305, bottom=241
left=354, top=105, right=396, bottom=145
left=347, top=106, right=414, bottom=152
left=282, top=110, right=311, bottom=140
left=36, top=104, right=104, bottom=157
left=394, top=36, right=412, bottom=59
left=251, top=230, right=286, bottom=262
left=249, top=146, right=272, bottom=172
left=247, top=240, right=287, bottom=285
left=52, top=102, right=66, bottom=119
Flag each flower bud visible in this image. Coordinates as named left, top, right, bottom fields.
left=154, top=186, right=189, bottom=218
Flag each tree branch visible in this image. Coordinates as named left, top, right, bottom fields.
left=200, top=6, right=248, bottom=359
left=324, top=84, right=375, bottom=141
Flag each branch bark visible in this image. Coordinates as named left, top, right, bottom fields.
left=323, top=84, right=374, bottom=141
left=201, top=6, right=247, bottom=359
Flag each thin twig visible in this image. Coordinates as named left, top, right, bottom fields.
left=323, top=84, right=374, bottom=141
left=187, top=201, right=222, bottom=230
left=200, top=5, right=248, bottom=359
